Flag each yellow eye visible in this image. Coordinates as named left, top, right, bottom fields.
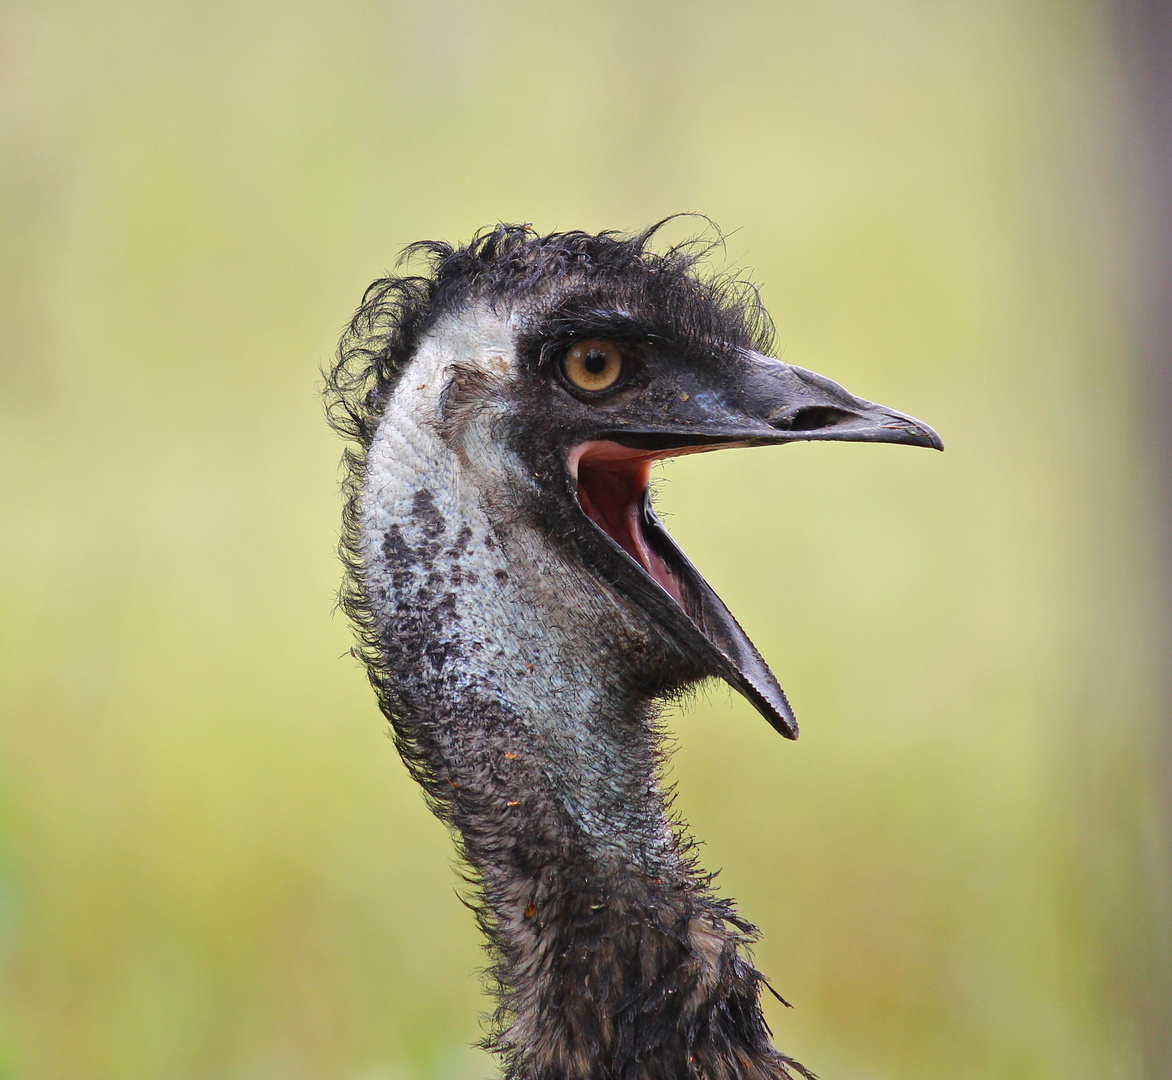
left=563, top=340, right=624, bottom=393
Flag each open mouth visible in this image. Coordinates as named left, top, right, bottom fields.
left=566, top=438, right=801, bottom=739
left=567, top=439, right=687, bottom=610
left=557, top=365, right=940, bottom=741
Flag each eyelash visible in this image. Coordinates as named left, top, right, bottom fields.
left=530, top=323, right=660, bottom=388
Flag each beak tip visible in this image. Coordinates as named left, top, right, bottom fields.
left=890, top=415, right=943, bottom=452
left=770, top=702, right=800, bottom=740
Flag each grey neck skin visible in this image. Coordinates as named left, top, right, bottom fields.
left=360, top=307, right=809, bottom=1080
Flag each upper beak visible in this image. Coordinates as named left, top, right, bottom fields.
left=610, top=351, right=943, bottom=454
left=737, top=352, right=943, bottom=451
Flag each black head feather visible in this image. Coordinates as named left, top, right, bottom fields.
left=325, top=218, right=774, bottom=450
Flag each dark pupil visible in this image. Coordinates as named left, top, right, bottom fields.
left=583, top=350, right=607, bottom=375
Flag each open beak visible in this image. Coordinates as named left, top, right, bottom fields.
left=568, top=353, right=941, bottom=739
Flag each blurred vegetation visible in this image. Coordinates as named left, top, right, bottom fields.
left=1, top=0, right=1169, bottom=1078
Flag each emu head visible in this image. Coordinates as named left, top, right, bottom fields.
left=329, top=223, right=941, bottom=742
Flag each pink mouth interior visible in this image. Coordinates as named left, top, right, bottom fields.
left=567, top=440, right=686, bottom=608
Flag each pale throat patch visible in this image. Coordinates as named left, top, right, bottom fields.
left=360, top=302, right=618, bottom=720
left=358, top=301, right=679, bottom=851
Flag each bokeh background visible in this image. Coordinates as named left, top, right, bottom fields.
left=3, top=1, right=1171, bottom=1078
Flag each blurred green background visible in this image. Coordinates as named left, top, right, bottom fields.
left=2, top=1, right=1170, bottom=1078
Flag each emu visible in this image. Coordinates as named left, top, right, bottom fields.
left=325, top=223, right=941, bottom=1080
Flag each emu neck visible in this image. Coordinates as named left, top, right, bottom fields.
left=364, top=372, right=682, bottom=881
left=360, top=334, right=805, bottom=1080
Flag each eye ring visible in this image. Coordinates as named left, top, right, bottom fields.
left=562, top=340, right=625, bottom=394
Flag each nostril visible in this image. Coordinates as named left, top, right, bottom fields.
left=775, top=406, right=856, bottom=432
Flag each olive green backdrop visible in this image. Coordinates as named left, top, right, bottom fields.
left=2, top=1, right=1169, bottom=1078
